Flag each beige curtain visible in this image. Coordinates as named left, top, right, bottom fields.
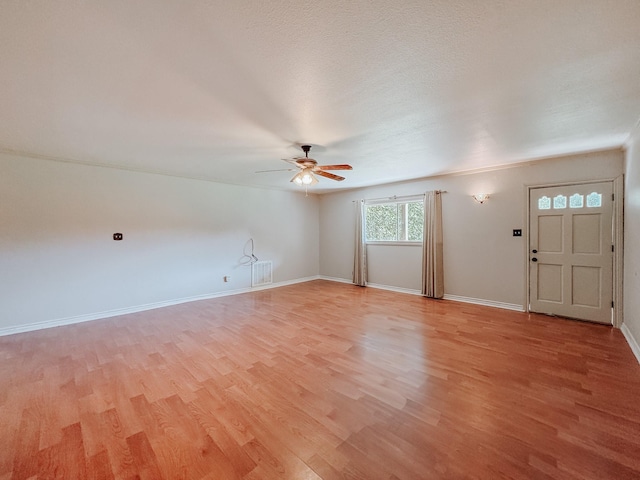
left=422, top=191, right=444, bottom=298
left=353, top=199, right=367, bottom=286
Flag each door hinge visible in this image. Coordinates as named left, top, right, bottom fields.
left=612, top=193, right=615, bottom=201
left=612, top=301, right=614, bottom=308
left=612, top=244, right=615, bottom=252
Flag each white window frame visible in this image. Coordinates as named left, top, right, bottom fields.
left=365, top=195, right=424, bottom=245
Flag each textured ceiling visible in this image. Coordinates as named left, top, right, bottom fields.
left=1, top=1, right=640, bottom=193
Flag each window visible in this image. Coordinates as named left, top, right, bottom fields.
left=586, top=192, right=602, bottom=208
left=538, top=196, right=551, bottom=210
left=538, top=191, right=603, bottom=210
left=365, top=199, right=424, bottom=243
left=553, top=195, right=567, bottom=209
left=569, top=193, right=583, bottom=208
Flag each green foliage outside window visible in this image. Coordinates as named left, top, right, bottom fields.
left=407, top=202, right=424, bottom=241
left=365, top=204, right=397, bottom=241
left=365, top=201, right=424, bottom=242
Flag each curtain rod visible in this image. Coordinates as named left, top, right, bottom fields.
left=352, top=191, right=447, bottom=203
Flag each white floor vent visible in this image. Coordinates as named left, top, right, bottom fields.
left=252, top=261, right=273, bottom=287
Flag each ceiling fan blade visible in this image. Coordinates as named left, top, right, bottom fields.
left=255, top=168, right=296, bottom=173
left=315, top=171, right=345, bottom=181
left=282, top=159, right=304, bottom=168
left=316, top=164, right=353, bottom=171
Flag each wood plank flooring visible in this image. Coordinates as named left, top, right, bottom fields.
left=1, top=280, right=640, bottom=479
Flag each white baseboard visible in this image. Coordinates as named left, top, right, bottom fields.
left=319, top=276, right=524, bottom=311
left=621, top=323, right=640, bottom=365
left=0, top=277, right=529, bottom=338
left=0, top=275, right=321, bottom=338
left=318, top=275, right=353, bottom=285
left=443, top=294, right=525, bottom=312
left=366, top=283, right=422, bottom=296
left=319, top=276, right=422, bottom=295
left=249, top=275, right=320, bottom=291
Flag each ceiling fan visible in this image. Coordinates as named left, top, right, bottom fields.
left=256, top=145, right=352, bottom=186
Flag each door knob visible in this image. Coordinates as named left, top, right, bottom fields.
left=532, top=249, right=538, bottom=253
left=532, top=257, right=538, bottom=262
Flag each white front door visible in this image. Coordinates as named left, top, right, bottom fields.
left=529, top=182, right=614, bottom=324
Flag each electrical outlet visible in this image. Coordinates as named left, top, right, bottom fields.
left=113, top=233, right=123, bottom=241
left=513, top=229, right=522, bottom=237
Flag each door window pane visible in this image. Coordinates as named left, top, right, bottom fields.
left=553, top=195, right=567, bottom=209
left=569, top=193, right=584, bottom=208
left=586, top=192, right=602, bottom=208
left=538, top=196, right=551, bottom=210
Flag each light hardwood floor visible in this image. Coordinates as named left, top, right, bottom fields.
left=1, top=280, right=640, bottom=479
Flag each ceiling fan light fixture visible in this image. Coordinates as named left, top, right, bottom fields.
left=301, top=171, right=315, bottom=185
left=292, top=168, right=318, bottom=186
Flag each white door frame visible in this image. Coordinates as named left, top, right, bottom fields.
left=524, top=176, right=624, bottom=327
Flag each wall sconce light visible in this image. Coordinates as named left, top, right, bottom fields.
left=472, top=193, right=490, bottom=204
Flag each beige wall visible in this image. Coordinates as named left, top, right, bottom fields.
left=320, top=150, right=624, bottom=308
left=0, top=153, right=320, bottom=331
left=1, top=147, right=631, bottom=338
left=624, top=129, right=640, bottom=349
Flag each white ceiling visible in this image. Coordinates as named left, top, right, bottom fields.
left=1, top=1, right=639, bottom=193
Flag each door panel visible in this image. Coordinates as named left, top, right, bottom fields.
left=538, top=215, right=563, bottom=252
left=572, top=266, right=600, bottom=307
left=529, top=182, right=613, bottom=324
left=572, top=215, right=600, bottom=254
left=537, top=264, right=562, bottom=302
